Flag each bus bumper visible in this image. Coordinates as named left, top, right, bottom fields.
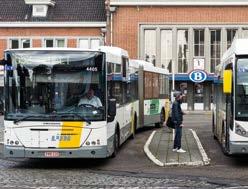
left=4, top=145, right=109, bottom=158
left=229, top=141, right=248, bottom=154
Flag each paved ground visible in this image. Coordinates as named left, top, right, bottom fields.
left=146, top=128, right=209, bottom=166
left=1, top=114, right=248, bottom=188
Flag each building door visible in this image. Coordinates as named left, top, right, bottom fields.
left=194, top=83, right=204, bottom=110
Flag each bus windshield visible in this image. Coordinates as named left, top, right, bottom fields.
left=5, top=50, right=106, bottom=122
left=236, top=58, right=248, bottom=120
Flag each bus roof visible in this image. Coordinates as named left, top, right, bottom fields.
left=4, top=47, right=99, bottom=52
left=4, top=46, right=129, bottom=65
left=130, top=59, right=169, bottom=74
left=222, top=39, right=248, bottom=61
left=99, top=46, right=129, bottom=64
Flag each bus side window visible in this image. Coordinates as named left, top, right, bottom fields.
left=122, top=57, right=128, bottom=78
left=109, top=81, right=122, bottom=106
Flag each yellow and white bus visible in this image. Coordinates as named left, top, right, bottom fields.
left=213, top=39, right=248, bottom=155
left=129, top=59, right=170, bottom=129
left=3, top=47, right=169, bottom=158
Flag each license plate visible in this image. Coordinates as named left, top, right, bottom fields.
left=44, top=152, right=60, bottom=157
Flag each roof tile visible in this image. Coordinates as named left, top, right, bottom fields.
left=0, top=0, right=106, bottom=22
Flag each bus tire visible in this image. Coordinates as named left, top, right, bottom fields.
left=111, top=126, right=120, bottom=158
left=155, top=109, right=165, bottom=128
left=130, top=113, right=137, bottom=139
left=212, top=113, right=217, bottom=140
left=221, top=122, right=230, bottom=156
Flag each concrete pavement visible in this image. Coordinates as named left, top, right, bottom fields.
left=144, top=127, right=210, bottom=166
left=0, top=125, right=3, bottom=144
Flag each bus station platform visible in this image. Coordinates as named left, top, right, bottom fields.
left=144, top=128, right=210, bottom=166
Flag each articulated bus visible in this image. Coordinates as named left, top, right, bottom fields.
left=213, top=39, right=248, bottom=155
left=3, top=47, right=169, bottom=158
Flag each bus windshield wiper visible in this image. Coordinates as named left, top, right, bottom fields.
left=58, top=113, right=91, bottom=125
left=13, top=115, right=42, bottom=124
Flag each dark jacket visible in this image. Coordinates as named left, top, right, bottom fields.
left=171, top=100, right=183, bottom=125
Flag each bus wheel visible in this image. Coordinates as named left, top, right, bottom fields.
left=130, top=114, right=137, bottom=139
left=221, top=123, right=229, bottom=156
left=155, top=109, right=165, bottom=128
left=111, top=128, right=120, bottom=158
left=212, top=114, right=217, bottom=140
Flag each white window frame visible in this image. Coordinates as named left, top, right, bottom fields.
left=21, top=38, right=32, bottom=48
left=78, top=38, right=90, bottom=49
left=55, top=38, right=67, bottom=48
left=77, top=37, right=102, bottom=49
left=32, top=5, right=48, bottom=17
left=43, top=38, right=67, bottom=48
left=8, top=38, right=32, bottom=49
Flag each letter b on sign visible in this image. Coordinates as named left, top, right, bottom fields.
left=194, top=72, right=203, bottom=81
left=189, top=70, right=207, bottom=83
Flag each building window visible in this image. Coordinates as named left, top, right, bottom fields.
left=194, top=29, right=204, bottom=57
left=32, top=5, right=48, bottom=17
left=210, top=30, right=221, bottom=73
left=161, top=30, right=172, bottom=72
left=90, top=39, right=101, bottom=49
left=9, top=39, right=31, bottom=49
left=56, top=39, right=65, bottom=48
left=10, top=39, right=19, bottom=49
left=78, top=38, right=101, bottom=49
left=177, top=30, right=189, bottom=73
left=241, top=29, right=248, bottom=38
left=79, top=39, right=89, bottom=49
left=144, top=30, right=156, bottom=65
left=44, top=39, right=66, bottom=48
left=45, top=39, right=54, bottom=47
left=21, top=39, right=31, bottom=48
left=227, top=29, right=237, bottom=49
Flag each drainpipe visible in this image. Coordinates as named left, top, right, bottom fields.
left=110, top=12, right=113, bottom=46
left=109, top=6, right=117, bottom=47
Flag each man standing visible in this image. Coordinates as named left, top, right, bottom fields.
left=172, top=91, right=186, bottom=153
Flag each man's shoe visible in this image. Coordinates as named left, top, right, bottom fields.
left=172, top=148, right=178, bottom=152
left=177, top=148, right=186, bottom=153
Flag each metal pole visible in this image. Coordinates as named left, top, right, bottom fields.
left=171, top=60, right=175, bottom=141
left=110, top=12, right=113, bottom=47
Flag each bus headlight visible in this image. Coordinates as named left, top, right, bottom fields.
left=235, top=123, right=248, bottom=137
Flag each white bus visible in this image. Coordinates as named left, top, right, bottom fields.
left=2, top=47, right=169, bottom=158
left=213, top=39, right=248, bottom=155
left=129, top=59, right=170, bottom=129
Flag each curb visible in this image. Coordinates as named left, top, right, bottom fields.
left=144, top=129, right=210, bottom=166
left=144, top=131, right=164, bottom=167
left=184, top=111, right=212, bottom=115
left=190, top=129, right=210, bottom=165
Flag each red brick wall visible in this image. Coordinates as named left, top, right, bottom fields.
left=0, top=27, right=101, bottom=58
left=33, top=39, right=41, bottom=47
left=0, top=39, right=6, bottom=57
left=68, top=39, right=77, bottom=48
left=110, top=6, right=248, bottom=59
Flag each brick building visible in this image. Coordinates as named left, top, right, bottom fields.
left=0, top=0, right=106, bottom=99
left=0, top=0, right=107, bottom=57
left=108, top=0, right=248, bottom=110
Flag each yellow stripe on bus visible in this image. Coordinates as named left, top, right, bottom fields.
left=59, top=122, right=85, bottom=148
left=165, top=99, right=170, bottom=121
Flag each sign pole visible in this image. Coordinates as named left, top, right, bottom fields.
left=171, top=60, right=175, bottom=141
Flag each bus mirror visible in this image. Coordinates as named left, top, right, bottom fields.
left=108, top=99, right=116, bottom=122
left=223, top=70, right=232, bottom=94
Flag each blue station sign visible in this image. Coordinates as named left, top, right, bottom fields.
left=189, top=70, right=208, bottom=83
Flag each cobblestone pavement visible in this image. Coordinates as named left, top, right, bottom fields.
left=1, top=115, right=248, bottom=188
left=0, top=163, right=236, bottom=189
